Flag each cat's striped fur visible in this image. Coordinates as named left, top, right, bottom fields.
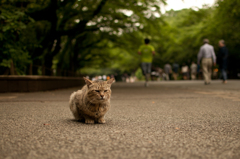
left=69, top=77, right=114, bottom=124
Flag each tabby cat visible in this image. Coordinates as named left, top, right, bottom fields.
left=69, top=77, right=115, bottom=124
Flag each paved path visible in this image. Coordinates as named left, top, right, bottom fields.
left=1, top=80, right=240, bottom=159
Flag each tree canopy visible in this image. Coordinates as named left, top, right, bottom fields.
left=1, top=0, right=239, bottom=78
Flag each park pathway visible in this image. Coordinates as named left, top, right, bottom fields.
left=1, top=80, right=240, bottom=159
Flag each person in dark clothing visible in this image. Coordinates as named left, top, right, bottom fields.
left=172, top=62, right=179, bottom=80
left=218, top=40, right=228, bottom=84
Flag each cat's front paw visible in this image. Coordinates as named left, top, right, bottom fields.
left=85, top=119, right=94, bottom=124
left=98, top=118, right=106, bottom=124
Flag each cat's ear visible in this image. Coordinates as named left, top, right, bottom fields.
left=107, top=78, right=115, bottom=85
left=83, top=77, right=93, bottom=86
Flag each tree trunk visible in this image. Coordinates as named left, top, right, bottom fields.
left=42, top=65, right=45, bottom=75
left=10, top=60, right=15, bottom=75
left=29, top=63, right=33, bottom=75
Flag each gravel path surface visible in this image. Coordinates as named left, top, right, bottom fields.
left=1, top=80, right=240, bottom=159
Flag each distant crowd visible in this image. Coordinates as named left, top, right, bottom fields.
left=137, top=38, right=228, bottom=86
left=151, top=61, right=201, bottom=81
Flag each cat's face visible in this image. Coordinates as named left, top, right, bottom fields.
left=83, top=77, right=115, bottom=103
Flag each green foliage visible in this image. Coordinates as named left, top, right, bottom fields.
left=50, top=0, right=167, bottom=76
left=153, top=0, right=240, bottom=77
left=1, top=0, right=240, bottom=78
left=135, top=67, right=144, bottom=80
left=0, top=4, right=34, bottom=74
left=151, top=8, right=215, bottom=68
left=0, top=59, right=11, bottom=68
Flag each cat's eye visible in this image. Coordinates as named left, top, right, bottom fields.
left=95, top=90, right=100, bottom=92
left=104, top=90, right=108, bottom=92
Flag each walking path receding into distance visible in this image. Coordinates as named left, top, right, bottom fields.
left=1, top=80, right=240, bottom=159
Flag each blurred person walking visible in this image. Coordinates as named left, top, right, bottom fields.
left=172, top=62, right=179, bottom=80
left=198, top=39, right=216, bottom=85
left=164, top=63, right=172, bottom=80
left=138, top=38, right=155, bottom=87
left=181, top=63, right=189, bottom=80
left=157, top=67, right=164, bottom=81
left=218, top=40, right=228, bottom=84
left=190, top=61, right=198, bottom=80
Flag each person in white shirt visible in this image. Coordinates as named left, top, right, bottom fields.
left=181, top=63, right=189, bottom=80
left=190, top=62, right=198, bottom=80
left=197, top=39, right=216, bottom=85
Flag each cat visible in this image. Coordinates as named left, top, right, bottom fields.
left=69, top=77, right=115, bottom=124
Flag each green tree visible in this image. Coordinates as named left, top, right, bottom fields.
left=212, top=0, right=240, bottom=78
left=24, top=0, right=166, bottom=75
left=0, top=3, right=34, bottom=75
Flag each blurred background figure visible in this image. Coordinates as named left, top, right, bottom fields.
left=181, top=63, right=189, bottom=80
left=130, top=76, right=136, bottom=83
left=164, top=63, right=172, bottom=81
left=157, top=67, right=164, bottom=81
left=121, top=73, right=128, bottom=82
left=198, top=39, right=216, bottom=85
left=218, top=40, right=228, bottom=84
left=151, top=66, right=160, bottom=81
left=172, top=62, right=179, bottom=80
left=197, top=64, right=202, bottom=79
left=111, top=74, right=115, bottom=80
left=138, top=38, right=155, bottom=87
left=103, top=75, right=107, bottom=81
left=190, top=61, right=197, bottom=80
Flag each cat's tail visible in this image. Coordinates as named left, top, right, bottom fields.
left=69, top=91, right=81, bottom=120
